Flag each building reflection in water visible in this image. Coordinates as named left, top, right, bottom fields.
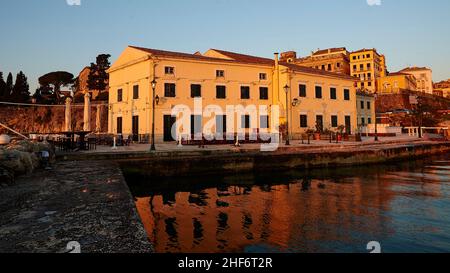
left=132, top=157, right=449, bottom=253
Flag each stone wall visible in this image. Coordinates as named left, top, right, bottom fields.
left=0, top=103, right=108, bottom=135
left=377, top=92, right=450, bottom=113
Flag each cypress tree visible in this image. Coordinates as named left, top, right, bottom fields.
left=0, top=72, right=6, bottom=101
left=5, top=73, right=14, bottom=102
left=11, top=71, right=30, bottom=103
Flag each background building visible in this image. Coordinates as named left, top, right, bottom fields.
left=282, top=47, right=351, bottom=75
left=350, top=49, right=387, bottom=93
left=399, top=67, right=433, bottom=94
left=433, top=79, right=450, bottom=98
left=377, top=72, right=417, bottom=94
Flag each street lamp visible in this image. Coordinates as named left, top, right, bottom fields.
left=374, top=91, right=379, bottom=141
left=150, top=79, right=157, bottom=151
left=284, top=84, right=290, bottom=146
left=31, top=97, right=37, bottom=134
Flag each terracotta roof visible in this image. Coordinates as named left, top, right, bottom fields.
left=209, top=49, right=275, bottom=65
left=280, top=62, right=357, bottom=81
left=129, top=46, right=274, bottom=66
left=386, top=72, right=410, bottom=77
left=312, top=47, right=348, bottom=56
left=399, top=67, right=431, bottom=72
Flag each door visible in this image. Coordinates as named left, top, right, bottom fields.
left=191, top=115, right=202, bottom=138
left=316, top=115, right=323, bottom=132
left=132, top=116, right=139, bottom=141
left=163, top=115, right=176, bottom=142
left=215, top=115, right=227, bottom=138
left=345, top=116, right=351, bottom=135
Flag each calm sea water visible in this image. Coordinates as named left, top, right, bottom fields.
left=124, top=154, right=450, bottom=253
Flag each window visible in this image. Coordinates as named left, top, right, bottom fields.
left=133, top=85, right=139, bottom=99
left=117, top=89, right=123, bottom=102
left=321, top=65, right=325, bottom=70
left=330, top=87, right=337, bottom=100
left=368, top=117, right=372, bottom=124
left=241, top=86, right=250, bottom=99
left=165, top=66, right=174, bottom=75
left=361, top=117, right=366, bottom=126
left=327, top=64, right=332, bottom=71
left=353, top=65, right=357, bottom=71
left=352, top=56, right=356, bottom=60
left=164, top=83, right=176, bottom=97
left=368, top=82, right=372, bottom=87
left=216, top=86, right=226, bottom=99
left=315, top=86, right=322, bottom=99
left=260, top=115, right=269, bottom=129
left=337, top=63, right=341, bottom=68
left=360, top=101, right=365, bottom=109
left=367, top=73, right=372, bottom=79
left=190, top=84, right=201, bottom=98
left=259, top=87, right=268, bottom=100
left=344, top=89, right=350, bottom=100
left=241, top=115, right=250, bottom=129
left=116, top=117, right=123, bottom=134
left=360, top=64, right=364, bottom=70
left=259, top=73, right=267, bottom=80
left=300, top=115, right=308, bottom=128
left=367, top=63, right=371, bottom=69
left=331, top=115, right=338, bottom=128
left=366, top=54, right=371, bottom=58
left=216, top=70, right=225, bottom=78
left=299, top=84, right=307, bottom=97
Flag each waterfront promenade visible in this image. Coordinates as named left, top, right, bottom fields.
left=0, top=160, right=152, bottom=253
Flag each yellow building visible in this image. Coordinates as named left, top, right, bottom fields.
left=107, top=46, right=357, bottom=143
left=377, top=72, right=417, bottom=93
left=350, top=49, right=387, bottom=93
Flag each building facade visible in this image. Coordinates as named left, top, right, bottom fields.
left=433, top=79, right=450, bottom=98
left=283, top=47, right=351, bottom=75
left=399, top=67, right=433, bottom=94
left=356, top=91, right=376, bottom=131
left=377, top=72, right=417, bottom=94
left=108, top=46, right=357, bottom=143
left=349, top=49, right=387, bottom=93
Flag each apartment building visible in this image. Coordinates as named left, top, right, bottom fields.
left=107, top=46, right=357, bottom=143
left=399, top=67, right=433, bottom=94
left=377, top=72, right=417, bottom=93
left=350, top=49, right=387, bottom=93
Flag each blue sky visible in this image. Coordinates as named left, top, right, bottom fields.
left=1, top=0, right=449, bottom=92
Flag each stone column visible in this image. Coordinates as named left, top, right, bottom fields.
left=65, top=97, right=72, bottom=132
left=95, top=104, right=101, bottom=133
left=83, top=93, right=91, bottom=132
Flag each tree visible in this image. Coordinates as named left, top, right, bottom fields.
left=38, top=71, right=74, bottom=104
left=0, top=72, right=6, bottom=101
left=5, top=73, right=14, bottom=101
left=87, top=54, right=111, bottom=92
left=11, top=71, right=30, bottom=103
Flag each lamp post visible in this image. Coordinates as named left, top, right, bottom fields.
left=31, top=97, right=37, bottom=134
left=284, top=84, right=290, bottom=146
left=374, top=91, right=379, bottom=141
left=150, top=79, right=157, bottom=151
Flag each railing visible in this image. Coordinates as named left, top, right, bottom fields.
left=0, top=122, right=29, bottom=139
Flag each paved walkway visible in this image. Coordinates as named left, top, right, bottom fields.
left=66, top=135, right=427, bottom=154
left=0, top=161, right=152, bottom=253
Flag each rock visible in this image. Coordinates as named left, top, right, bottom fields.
left=0, top=166, right=15, bottom=185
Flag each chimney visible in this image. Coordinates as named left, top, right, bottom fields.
left=274, top=53, right=279, bottom=66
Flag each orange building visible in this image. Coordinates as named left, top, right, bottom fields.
left=281, top=47, right=351, bottom=75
